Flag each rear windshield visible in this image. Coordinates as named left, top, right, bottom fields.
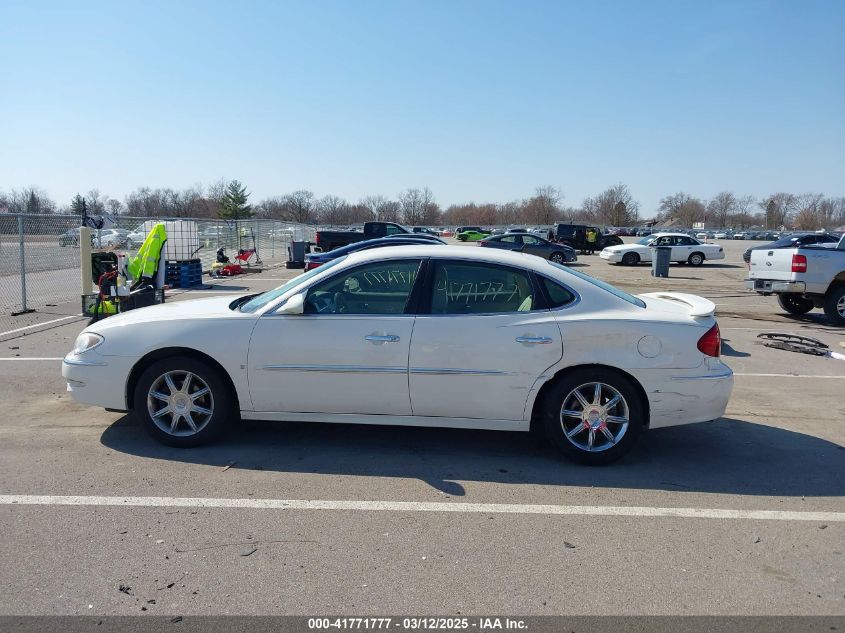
left=548, top=262, right=646, bottom=308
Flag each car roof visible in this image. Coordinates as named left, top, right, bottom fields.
left=651, top=232, right=695, bottom=238
left=342, top=244, right=555, bottom=271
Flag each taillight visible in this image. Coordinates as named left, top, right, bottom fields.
left=305, top=261, right=322, bottom=271
left=697, top=323, right=721, bottom=358
left=315, top=233, right=322, bottom=246
left=791, top=254, right=807, bottom=273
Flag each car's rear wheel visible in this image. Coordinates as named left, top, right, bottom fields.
left=622, top=252, right=639, bottom=266
left=457, top=235, right=467, bottom=242
left=549, top=252, right=565, bottom=263
left=688, top=252, right=705, bottom=266
left=133, top=355, right=233, bottom=447
left=777, top=294, right=814, bottom=316
left=822, top=284, right=845, bottom=326
left=541, top=368, right=645, bottom=465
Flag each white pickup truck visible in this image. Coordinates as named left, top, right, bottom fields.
left=746, top=235, right=845, bottom=325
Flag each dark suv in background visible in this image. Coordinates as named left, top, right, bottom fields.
left=554, top=224, right=623, bottom=252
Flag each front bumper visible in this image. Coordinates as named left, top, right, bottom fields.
left=62, top=353, right=133, bottom=410
left=600, top=250, right=623, bottom=262
left=745, top=279, right=806, bottom=293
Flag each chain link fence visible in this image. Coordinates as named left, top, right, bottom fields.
left=0, top=214, right=315, bottom=314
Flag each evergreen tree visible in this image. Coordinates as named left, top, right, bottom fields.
left=218, top=180, right=253, bottom=220
left=70, top=194, right=86, bottom=215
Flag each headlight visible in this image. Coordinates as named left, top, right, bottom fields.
left=72, top=333, right=104, bottom=354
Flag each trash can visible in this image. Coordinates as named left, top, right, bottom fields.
left=286, top=241, right=307, bottom=269
left=651, top=245, right=672, bottom=278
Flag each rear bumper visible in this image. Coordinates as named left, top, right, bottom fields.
left=641, top=365, right=734, bottom=429
left=745, top=279, right=806, bottom=293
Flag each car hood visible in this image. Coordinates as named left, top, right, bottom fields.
left=88, top=295, right=248, bottom=332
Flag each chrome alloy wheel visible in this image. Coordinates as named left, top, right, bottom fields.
left=560, top=382, right=629, bottom=452
left=837, top=294, right=845, bottom=318
left=147, top=370, right=214, bottom=436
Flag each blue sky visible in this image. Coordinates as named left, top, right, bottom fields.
left=1, top=0, right=843, bottom=216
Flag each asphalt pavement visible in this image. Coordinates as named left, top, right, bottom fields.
left=0, top=239, right=843, bottom=616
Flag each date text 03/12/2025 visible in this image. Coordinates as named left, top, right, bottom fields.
left=307, top=617, right=528, bottom=630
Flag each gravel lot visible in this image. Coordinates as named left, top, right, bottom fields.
left=0, top=237, right=842, bottom=616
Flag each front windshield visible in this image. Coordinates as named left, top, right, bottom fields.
left=548, top=261, right=646, bottom=308
left=636, top=236, right=654, bottom=245
left=239, top=257, right=347, bottom=313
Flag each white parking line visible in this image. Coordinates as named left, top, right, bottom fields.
left=735, top=373, right=845, bottom=379
left=0, top=315, right=79, bottom=338
left=0, top=357, right=64, bottom=361
left=0, top=495, right=841, bottom=522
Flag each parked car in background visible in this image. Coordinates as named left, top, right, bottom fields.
left=412, top=227, right=439, bottom=236
left=714, top=232, right=728, bottom=239
left=456, top=228, right=492, bottom=242
left=555, top=224, right=623, bottom=252
left=64, top=244, right=732, bottom=465
left=600, top=233, right=725, bottom=266
left=93, top=229, right=129, bottom=249
left=315, top=221, right=411, bottom=252
left=747, top=235, right=845, bottom=325
left=385, top=232, right=443, bottom=243
left=479, top=233, right=577, bottom=264
left=59, top=228, right=85, bottom=247
left=732, top=232, right=746, bottom=240
left=304, top=235, right=445, bottom=271
left=742, top=232, right=840, bottom=263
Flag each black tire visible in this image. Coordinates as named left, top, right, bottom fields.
left=777, top=294, right=814, bottom=316
left=541, top=367, right=645, bottom=465
left=457, top=235, right=467, bottom=242
left=622, top=252, right=640, bottom=266
left=687, top=252, right=705, bottom=266
left=822, top=284, right=845, bottom=326
left=549, top=252, right=565, bottom=264
left=133, top=355, right=234, bottom=447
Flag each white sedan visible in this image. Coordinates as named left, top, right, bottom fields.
left=600, top=233, right=726, bottom=266
left=63, top=246, right=733, bottom=465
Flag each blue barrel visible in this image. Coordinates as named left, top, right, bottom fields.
left=651, top=246, right=672, bottom=278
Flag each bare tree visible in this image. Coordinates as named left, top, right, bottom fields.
left=316, top=195, right=347, bottom=226
left=523, top=186, right=562, bottom=225
left=398, top=187, right=437, bottom=226
left=582, top=183, right=640, bottom=226
left=1, top=187, right=56, bottom=214
left=706, top=192, right=736, bottom=228
left=657, top=192, right=705, bottom=226
left=760, top=193, right=798, bottom=229
left=283, top=190, right=315, bottom=224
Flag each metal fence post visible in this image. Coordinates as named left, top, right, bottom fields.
left=16, top=215, right=31, bottom=314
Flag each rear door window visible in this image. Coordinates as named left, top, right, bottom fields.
left=428, top=261, right=538, bottom=314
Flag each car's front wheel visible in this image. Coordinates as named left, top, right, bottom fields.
left=622, top=252, right=640, bottom=266
left=777, top=294, right=814, bottom=316
left=549, top=252, right=566, bottom=263
left=541, top=368, right=645, bottom=465
left=133, top=355, right=234, bottom=447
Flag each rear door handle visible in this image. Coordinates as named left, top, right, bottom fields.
left=515, top=336, right=553, bottom=345
left=365, top=334, right=400, bottom=343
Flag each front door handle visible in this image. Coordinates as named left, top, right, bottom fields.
left=515, top=336, right=553, bottom=345
left=365, top=334, right=400, bottom=343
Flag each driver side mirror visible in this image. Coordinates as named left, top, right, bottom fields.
left=277, top=292, right=305, bottom=315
